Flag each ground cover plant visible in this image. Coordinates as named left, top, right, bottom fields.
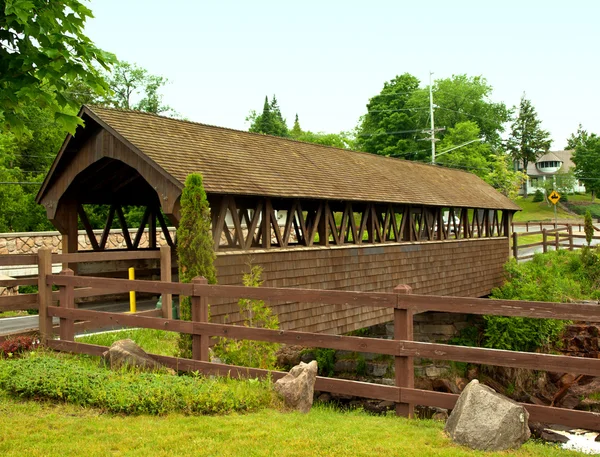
left=0, top=351, right=275, bottom=415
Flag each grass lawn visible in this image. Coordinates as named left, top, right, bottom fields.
left=512, top=197, right=579, bottom=222
left=0, top=392, right=584, bottom=457
left=76, top=328, right=180, bottom=356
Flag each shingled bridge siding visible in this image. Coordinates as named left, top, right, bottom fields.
left=211, top=237, right=508, bottom=334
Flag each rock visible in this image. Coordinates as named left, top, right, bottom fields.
left=432, top=410, right=449, bottom=422
left=558, top=373, right=577, bottom=388
left=557, top=393, right=580, bottom=410
left=432, top=378, right=460, bottom=394
left=275, top=345, right=303, bottom=369
left=367, top=362, right=388, bottom=377
left=467, top=366, right=479, bottom=380
left=101, top=339, right=165, bottom=371
left=274, top=360, right=318, bottom=413
left=455, top=377, right=468, bottom=392
left=317, top=393, right=331, bottom=403
left=445, top=380, right=530, bottom=451
left=529, top=422, right=570, bottom=444
left=378, top=400, right=396, bottom=409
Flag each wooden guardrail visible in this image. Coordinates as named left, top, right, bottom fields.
left=511, top=223, right=600, bottom=261
left=0, top=247, right=171, bottom=318
left=41, top=271, right=600, bottom=430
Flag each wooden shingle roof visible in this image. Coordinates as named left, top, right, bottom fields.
left=80, top=105, right=520, bottom=211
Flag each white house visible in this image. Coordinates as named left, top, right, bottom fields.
left=517, top=150, right=586, bottom=196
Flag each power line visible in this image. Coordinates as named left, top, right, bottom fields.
left=358, top=128, right=431, bottom=137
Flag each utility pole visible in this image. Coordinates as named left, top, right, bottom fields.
left=429, top=71, right=436, bottom=164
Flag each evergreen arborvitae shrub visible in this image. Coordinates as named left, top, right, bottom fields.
left=585, top=209, right=594, bottom=246
left=532, top=189, right=544, bottom=202
left=177, top=173, right=217, bottom=358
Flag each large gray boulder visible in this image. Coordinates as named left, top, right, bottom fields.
left=102, top=339, right=164, bottom=371
left=445, top=379, right=530, bottom=451
left=274, top=360, right=318, bottom=413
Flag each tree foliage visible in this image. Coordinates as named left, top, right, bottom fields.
left=289, top=114, right=352, bottom=149
left=507, top=95, right=552, bottom=197
left=436, top=121, right=491, bottom=178
left=566, top=124, right=597, bottom=151
left=247, top=95, right=289, bottom=137
left=176, top=173, right=217, bottom=358
left=100, top=61, right=173, bottom=115
left=212, top=265, right=280, bottom=369
left=572, top=133, right=600, bottom=201
left=356, top=73, right=421, bottom=159
left=356, top=73, right=509, bottom=162
left=483, top=153, right=526, bottom=200
left=0, top=0, right=115, bottom=134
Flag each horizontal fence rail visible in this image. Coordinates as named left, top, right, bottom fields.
left=0, top=246, right=172, bottom=317
left=37, top=270, right=600, bottom=431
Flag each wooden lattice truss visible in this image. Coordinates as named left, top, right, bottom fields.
left=210, top=196, right=511, bottom=251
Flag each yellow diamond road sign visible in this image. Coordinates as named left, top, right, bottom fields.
left=548, top=190, right=561, bottom=205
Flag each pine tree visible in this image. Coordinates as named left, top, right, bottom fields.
left=176, top=173, right=217, bottom=358
left=585, top=210, right=594, bottom=246
left=248, top=95, right=289, bottom=137
left=290, top=114, right=302, bottom=138
left=507, top=95, right=552, bottom=197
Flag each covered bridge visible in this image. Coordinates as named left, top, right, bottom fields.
left=37, top=105, right=520, bottom=334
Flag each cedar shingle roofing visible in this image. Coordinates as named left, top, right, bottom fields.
left=81, top=105, right=520, bottom=211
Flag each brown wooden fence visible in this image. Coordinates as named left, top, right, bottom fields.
left=0, top=247, right=172, bottom=337
left=34, top=267, right=600, bottom=431
left=511, top=224, right=600, bottom=261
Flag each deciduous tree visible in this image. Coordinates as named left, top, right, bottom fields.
left=572, top=136, right=600, bottom=201
left=0, top=0, right=114, bottom=133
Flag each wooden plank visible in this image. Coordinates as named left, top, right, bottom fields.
left=47, top=275, right=194, bottom=296
left=244, top=201, right=263, bottom=250
left=327, top=202, right=340, bottom=245
left=72, top=309, right=162, bottom=334
left=227, top=197, right=244, bottom=248
left=394, top=285, right=414, bottom=418
left=397, top=294, right=600, bottom=321
left=281, top=200, right=296, bottom=247
left=0, top=254, right=38, bottom=267
left=262, top=198, right=272, bottom=249
left=53, top=250, right=161, bottom=263
left=114, top=205, right=134, bottom=249
left=269, top=200, right=284, bottom=247
left=0, top=278, right=38, bottom=287
left=132, top=206, right=151, bottom=249
left=37, top=248, right=53, bottom=343
left=357, top=204, right=370, bottom=244
left=0, top=294, right=38, bottom=311
left=401, top=340, right=600, bottom=377
left=77, top=204, right=100, bottom=251
left=99, top=204, right=116, bottom=250
left=308, top=203, right=323, bottom=247
left=148, top=207, right=157, bottom=249
left=347, top=203, right=358, bottom=243
left=58, top=269, right=75, bottom=342
left=191, top=277, right=209, bottom=361
left=160, top=245, right=173, bottom=320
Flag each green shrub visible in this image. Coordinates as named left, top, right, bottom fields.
left=313, top=348, right=336, bottom=377
left=585, top=209, right=594, bottom=246
left=213, top=265, right=280, bottom=370
left=0, top=352, right=275, bottom=415
left=532, top=189, right=544, bottom=202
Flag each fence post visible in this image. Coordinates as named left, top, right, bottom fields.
left=191, top=276, right=209, bottom=361
left=555, top=230, right=559, bottom=251
left=58, top=269, right=75, bottom=342
left=512, top=232, right=518, bottom=259
left=160, top=245, right=173, bottom=320
left=543, top=229, right=547, bottom=253
left=394, top=284, right=414, bottom=418
left=568, top=225, right=574, bottom=251
left=37, top=248, right=53, bottom=344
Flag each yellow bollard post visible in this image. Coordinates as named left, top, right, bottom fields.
left=129, top=267, right=136, bottom=313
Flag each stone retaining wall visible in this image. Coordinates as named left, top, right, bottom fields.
left=0, top=229, right=175, bottom=255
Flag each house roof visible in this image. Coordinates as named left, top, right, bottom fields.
left=40, top=105, right=520, bottom=211
left=526, top=150, right=575, bottom=176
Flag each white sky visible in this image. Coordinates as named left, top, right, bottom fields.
left=85, top=0, right=599, bottom=150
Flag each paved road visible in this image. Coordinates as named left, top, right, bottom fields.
left=0, top=298, right=159, bottom=336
